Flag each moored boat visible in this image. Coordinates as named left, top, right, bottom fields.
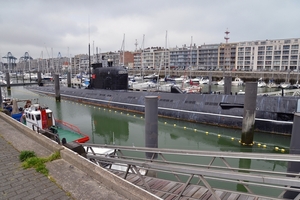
left=231, top=77, right=244, bottom=86
left=3, top=99, right=89, bottom=144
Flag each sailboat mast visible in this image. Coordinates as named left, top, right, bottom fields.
left=164, top=30, right=168, bottom=77
left=141, top=34, right=145, bottom=81
left=189, top=36, right=193, bottom=78
left=123, top=34, right=125, bottom=66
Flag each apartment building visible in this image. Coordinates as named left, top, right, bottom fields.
left=198, top=44, right=219, bottom=70
left=12, top=37, right=299, bottom=74
left=133, top=47, right=168, bottom=70
left=237, top=38, right=300, bottom=71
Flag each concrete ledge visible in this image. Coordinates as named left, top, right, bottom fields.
left=0, top=112, right=63, bottom=153
left=60, top=148, right=161, bottom=200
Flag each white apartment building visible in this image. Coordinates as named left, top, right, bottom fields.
left=133, top=47, right=169, bottom=70
left=236, top=38, right=300, bottom=71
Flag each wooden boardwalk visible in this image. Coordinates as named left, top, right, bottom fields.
left=109, top=170, right=269, bottom=200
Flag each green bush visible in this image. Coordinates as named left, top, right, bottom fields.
left=19, top=151, right=60, bottom=176
left=19, top=151, right=36, bottom=162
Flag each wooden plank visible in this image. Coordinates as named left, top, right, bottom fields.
left=237, top=194, right=250, bottom=200
left=191, top=187, right=208, bottom=199
left=182, top=185, right=200, bottom=197
left=155, top=180, right=170, bottom=191
left=165, top=185, right=186, bottom=200
left=151, top=179, right=168, bottom=190
left=227, top=193, right=240, bottom=200
left=219, top=191, right=230, bottom=200
left=160, top=182, right=181, bottom=199
left=208, top=190, right=224, bottom=200
left=160, top=182, right=179, bottom=192
left=201, top=191, right=212, bottom=200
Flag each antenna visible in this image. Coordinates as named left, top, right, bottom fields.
left=134, top=39, right=138, bottom=52
left=224, top=28, right=230, bottom=43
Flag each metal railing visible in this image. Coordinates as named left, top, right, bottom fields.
left=83, top=143, right=300, bottom=200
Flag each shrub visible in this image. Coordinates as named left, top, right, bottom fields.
left=19, top=151, right=36, bottom=162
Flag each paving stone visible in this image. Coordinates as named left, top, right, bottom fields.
left=0, top=134, right=72, bottom=200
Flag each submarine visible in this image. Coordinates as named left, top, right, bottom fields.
left=26, top=63, right=298, bottom=135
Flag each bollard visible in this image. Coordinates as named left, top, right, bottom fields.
left=224, top=76, right=232, bottom=95
left=5, top=72, right=11, bottom=89
left=0, top=86, right=2, bottom=109
left=67, top=72, right=71, bottom=87
left=208, top=73, right=212, bottom=94
left=145, top=96, right=158, bottom=159
left=283, top=113, right=300, bottom=198
left=241, top=82, right=258, bottom=144
left=54, top=74, right=61, bottom=102
left=37, top=71, right=42, bottom=86
left=11, top=99, right=19, bottom=114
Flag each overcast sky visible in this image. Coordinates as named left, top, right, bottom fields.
left=1, top=0, right=300, bottom=60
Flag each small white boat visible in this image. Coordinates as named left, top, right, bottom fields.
left=237, top=90, right=245, bottom=95
left=267, top=79, right=278, bottom=88
left=217, top=78, right=224, bottom=86
left=279, top=82, right=291, bottom=89
left=232, top=77, right=244, bottom=86
left=174, top=75, right=189, bottom=84
left=199, top=77, right=209, bottom=84
left=129, top=80, right=158, bottom=90
left=257, top=78, right=267, bottom=88
left=183, top=85, right=201, bottom=93
left=292, top=81, right=300, bottom=89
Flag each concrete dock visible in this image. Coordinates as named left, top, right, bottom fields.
left=0, top=112, right=159, bottom=200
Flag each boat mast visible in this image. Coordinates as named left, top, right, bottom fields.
left=165, top=30, right=168, bottom=77
left=120, top=34, right=125, bottom=66
left=141, top=34, right=145, bottom=81
left=189, top=36, right=193, bottom=79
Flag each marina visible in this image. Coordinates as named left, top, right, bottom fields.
left=1, top=86, right=297, bottom=199
left=2, top=87, right=300, bottom=196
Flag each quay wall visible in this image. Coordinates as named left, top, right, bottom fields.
left=0, top=112, right=160, bottom=200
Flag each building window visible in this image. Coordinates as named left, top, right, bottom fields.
left=291, top=55, right=298, bottom=60
left=266, top=51, right=273, bottom=55
left=257, top=61, right=264, bottom=65
left=258, top=56, right=264, bottom=60
left=274, top=51, right=281, bottom=55
left=266, top=46, right=273, bottom=50
left=291, top=50, right=298, bottom=54
left=282, top=56, right=289, bottom=60
left=258, top=46, right=265, bottom=50
left=274, top=56, right=281, bottom=60
left=273, top=61, right=280, bottom=65
left=266, top=56, right=272, bottom=60
left=258, top=51, right=265, bottom=55
left=283, top=45, right=290, bottom=50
